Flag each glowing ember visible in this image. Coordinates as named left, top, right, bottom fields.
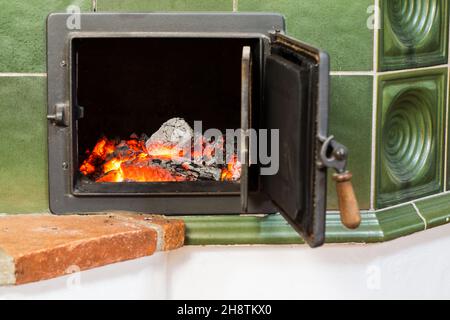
left=79, top=134, right=241, bottom=183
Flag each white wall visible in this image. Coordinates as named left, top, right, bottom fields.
left=1, top=223, right=450, bottom=300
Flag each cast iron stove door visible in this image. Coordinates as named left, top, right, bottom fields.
left=262, top=33, right=330, bottom=248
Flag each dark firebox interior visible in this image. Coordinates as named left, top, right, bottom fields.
left=72, top=37, right=260, bottom=190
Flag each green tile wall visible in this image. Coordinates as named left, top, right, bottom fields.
left=239, top=0, right=374, bottom=71
left=99, top=0, right=374, bottom=71
left=327, top=76, right=373, bottom=210
left=0, top=0, right=449, bottom=243
left=379, top=0, right=449, bottom=71
left=0, top=0, right=377, bottom=214
left=0, top=0, right=91, bottom=72
left=0, top=77, right=48, bottom=213
left=415, top=193, right=450, bottom=229
left=376, top=204, right=425, bottom=241
left=375, top=69, right=447, bottom=209
left=97, top=0, right=233, bottom=11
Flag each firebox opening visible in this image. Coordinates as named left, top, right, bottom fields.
left=71, top=37, right=261, bottom=194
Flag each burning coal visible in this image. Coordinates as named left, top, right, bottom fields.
left=79, top=118, right=241, bottom=183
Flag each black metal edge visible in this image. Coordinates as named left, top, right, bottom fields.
left=46, top=12, right=285, bottom=34
left=46, top=13, right=285, bottom=215
left=69, top=35, right=265, bottom=198
left=312, top=49, right=330, bottom=247
left=74, top=180, right=240, bottom=196
left=268, top=34, right=330, bottom=247
left=240, top=46, right=252, bottom=212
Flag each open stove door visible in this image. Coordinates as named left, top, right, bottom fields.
left=262, top=33, right=330, bottom=248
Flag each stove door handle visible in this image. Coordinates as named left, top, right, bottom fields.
left=320, top=135, right=361, bottom=229
left=333, top=171, right=361, bottom=229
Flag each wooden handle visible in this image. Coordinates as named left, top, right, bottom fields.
left=333, top=171, right=361, bottom=229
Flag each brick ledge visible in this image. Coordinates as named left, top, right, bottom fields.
left=0, top=214, right=184, bottom=286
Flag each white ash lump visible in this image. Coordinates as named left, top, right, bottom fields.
left=146, top=118, right=193, bottom=150
left=144, top=117, right=227, bottom=181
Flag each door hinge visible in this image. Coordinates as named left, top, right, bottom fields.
left=319, top=135, right=348, bottom=173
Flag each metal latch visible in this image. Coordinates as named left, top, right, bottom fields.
left=47, top=103, right=69, bottom=127
left=320, top=135, right=361, bottom=229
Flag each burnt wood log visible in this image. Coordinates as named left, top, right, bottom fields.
left=148, top=159, right=222, bottom=181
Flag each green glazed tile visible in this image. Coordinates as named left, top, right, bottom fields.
left=182, top=212, right=382, bottom=245
left=323, top=211, right=383, bottom=243
left=327, top=76, right=373, bottom=210
left=97, top=0, right=233, bottom=11
left=376, top=204, right=425, bottom=241
left=379, top=0, right=449, bottom=71
left=415, top=193, right=450, bottom=229
left=0, top=77, right=48, bottom=213
left=376, top=68, right=447, bottom=209
left=0, top=0, right=91, bottom=73
left=183, top=214, right=304, bottom=245
left=239, top=0, right=374, bottom=71
left=447, top=67, right=450, bottom=189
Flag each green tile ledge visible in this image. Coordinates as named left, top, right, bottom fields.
left=3, top=192, right=450, bottom=245
left=183, top=192, right=450, bottom=245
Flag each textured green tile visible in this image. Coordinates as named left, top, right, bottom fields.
left=97, top=0, right=233, bottom=11
left=376, top=204, right=425, bottom=241
left=447, top=67, right=450, bottom=189
left=0, top=0, right=91, bottom=72
left=183, top=214, right=304, bottom=245
left=182, top=212, right=382, bottom=245
left=0, top=77, right=48, bottom=213
left=239, top=0, right=374, bottom=71
left=376, top=69, right=447, bottom=209
left=327, top=76, right=373, bottom=210
left=324, top=211, right=383, bottom=243
left=415, top=193, right=450, bottom=229
left=379, top=0, right=449, bottom=71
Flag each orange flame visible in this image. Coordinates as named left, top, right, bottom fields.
left=80, top=136, right=241, bottom=183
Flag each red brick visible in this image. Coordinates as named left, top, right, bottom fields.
left=0, top=214, right=162, bottom=285
left=109, top=213, right=185, bottom=251
left=0, top=214, right=185, bottom=285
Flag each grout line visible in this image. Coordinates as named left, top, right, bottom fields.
left=378, top=63, right=449, bottom=76
left=411, top=202, right=428, bottom=230
left=370, top=77, right=378, bottom=210
left=326, top=210, right=375, bottom=214
left=444, top=66, right=449, bottom=190
left=444, top=19, right=450, bottom=191
left=330, top=71, right=374, bottom=76
left=376, top=189, right=450, bottom=213
left=370, top=0, right=380, bottom=211
left=373, top=0, right=380, bottom=73
left=328, top=65, right=449, bottom=77
left=232, top=0, right=238, bottom=12
left=0, top=73, right=46, bottom=77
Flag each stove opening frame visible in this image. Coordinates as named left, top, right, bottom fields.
left=71, top=36, right=262, bottom=196
left=47, top=13, right=284, bottom=215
